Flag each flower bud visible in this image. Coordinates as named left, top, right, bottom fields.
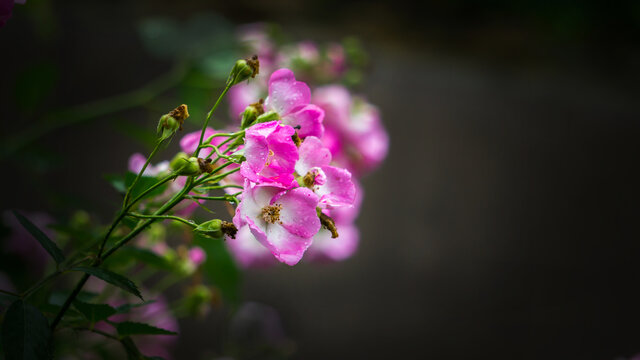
left=254, top=110, right=280, bottom=125
left=240, top=99, right=265, bottom=129
left=194, top=219, right=223, bottom=239
left=171, top=156, right=201, bottom=176
left=228, top=55, right=259, bottom=86
left=157, top=105, right=190, bottom=140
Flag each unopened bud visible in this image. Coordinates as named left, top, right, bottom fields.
left=194, top=219, right=223, bottom=239
left=228, top=55, right=259, bottom=86
left=221, top=220, right=238, bottom=239
left=240, top=99, right=265, bottom=129
left=157, top=105, right=190, bottom=140
left=254, top=110, right=280, bottom=125
left=171, top=156, right=201, bottom=176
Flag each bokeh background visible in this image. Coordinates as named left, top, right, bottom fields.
left=2, top=0, right=640, bottom=359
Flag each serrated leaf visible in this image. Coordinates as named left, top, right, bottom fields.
left=72, top=267, right=143, bottom=300
left=120, top=336, right=143, bottom=360
left=1, top=300, right=51, bottom=360
left=115, top=300, right=156, bottom=314
left=73, top=300, right=117, bottom=324
left=193, top=234, right=241, bottom=303
left=12, top=211, right=65, bottom=264
left=115, top=321, right=177, bottom=336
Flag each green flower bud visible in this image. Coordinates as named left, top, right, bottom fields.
left=194, top=219, right=223, bottom=239
left=228, top=55, right=259, bottom=86
left=240, top=102, right=263, bottom=129
left=254, top=110, right=280, bottom=125
left=157, top=105, right=189, bottom=140
left=171, top=156, right=201, bottom=176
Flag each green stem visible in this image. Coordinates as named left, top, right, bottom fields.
left=97, top=173, right=177, bottom=258
left=0, top=289, right=20, bottom=297
left=127, top=213, right=196, bottom=228
left=123, top=140, right=164, bottom=208
left=72, top=327, right=119, bottom=341
left=195, top=83, right=234, bottom=157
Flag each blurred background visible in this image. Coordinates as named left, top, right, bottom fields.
left=1, top=0, right=640, bottom=359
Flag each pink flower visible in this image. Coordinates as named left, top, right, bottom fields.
left=313, top=85, right=389, bottom=175
left=227, top=225, right=276, bottom=268
left=232, top=180, right=320, bottom=265
left=128, top=153, right=170, bottom=176
left=188, top=246, right=206, bottom=266
left=265, top=69, right=325, bottom=138
left=179, top=127, right=244, bottom=193
left=228, top=81, right=264, bottom=120
left=240, top=121, right=298, bottom=187
left=295, top=136, right=355, bottom=209
left=307, top=181, right=363, bottom=261
left=126, top=153, right=202, bottom=216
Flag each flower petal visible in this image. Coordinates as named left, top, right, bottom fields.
left=265, top=68, right=311, bottom=115
left=295, top=136, right=331, bottom=175
left=264, top=224, right=314, bottom=266
left=280, top=104, right=325, bottom=138
left=277, top=187, right=320, bottom=238
left=316, top=166, right=356, bottom=208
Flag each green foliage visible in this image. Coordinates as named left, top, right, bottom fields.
left=72, top=267, right=143, bottom=300
left=115, top=301, right=156, bottom=314
left=1, top=300, right=51, bottom=360
left=12, top=211, right=65, bottom=265
left=193, top=234, right=241, bottom=304
left=105, top=172, right=169, bottom=201
left=112, top=247, right=174, bottom=272
left=72, top=300, right=117, bottom=324
left=115, top=322, right=177, bottom=336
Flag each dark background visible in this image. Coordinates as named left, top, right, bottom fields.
left=1, top=0, right=640, bottom=359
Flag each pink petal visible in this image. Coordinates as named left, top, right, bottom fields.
left=227, top=225, right=275, bottom=268
left=265, top=68, right=311, bottom=115
left=277, top=187, right=320, bottom=238
left=280, top=104, right=325, bottom=138
left=228, top=82, right=264, bottom=120
left=316, top=166, right=356, bottom=208
left=264, top=224, right=314, bottom=266
left=128, top=153, right=147, bottom=174
left=295, top=136, right=331, bottom=175
left=180, top=128, right=217, bottom=157
left=310, top=224, right=359, bottom=261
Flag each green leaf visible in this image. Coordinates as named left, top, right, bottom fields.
left=12, top=211, right=65, bottom=264
left=120, top=336, right=143, bottom=360
left=72, top=267, right=143, bottom=300
left=1, top=300, right=51, bottom=360
left=115, top=300, right=156, bottom=314
left=105, top=174, right=127, bottom=193
left=72, top=300, right=117, bottom=324
left=193, top=234, right=241, bottom=303
left=115, top=322, right=177, bottom=336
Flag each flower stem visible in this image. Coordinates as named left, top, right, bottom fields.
left=127, top=213, right=196, bottom=228
left=123, top=140, right=164, bottom=208
left=195, top=83, right=234, bottom=157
